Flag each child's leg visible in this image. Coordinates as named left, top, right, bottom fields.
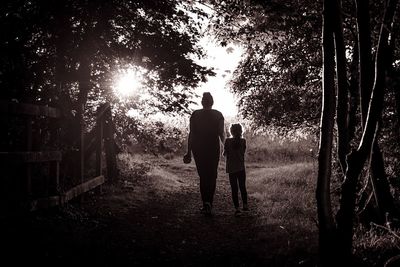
left=238, top=170, right=248, bottom=206
left=229, top=173, right=239, bottom=208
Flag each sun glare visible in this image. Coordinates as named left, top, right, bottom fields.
left=114, top=68, right=144, bottom=98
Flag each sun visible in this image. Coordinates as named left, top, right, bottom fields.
left=113, top=68, right=144, bottom=98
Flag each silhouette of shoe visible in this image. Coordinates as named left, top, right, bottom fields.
left=183, top=154, right=191, bottom=164
left=199, top=207, right=206, bottom=214
left=234, top=208, right=242, bottom=217
left=204, top=202, right=212, bottom=216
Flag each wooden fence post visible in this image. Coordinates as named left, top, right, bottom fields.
left=49, top=118, right=60, bottom=195
left=96, top=114, right=103, bottom=177
left=79, top=103, right=85, bottom=202
left=0, top=101, right=111, bottom=212
left=25, top=117, right=33, bottom=207
left=103, top=106, right=117, bottom=182
left=96, top=107, right=104, bottom=193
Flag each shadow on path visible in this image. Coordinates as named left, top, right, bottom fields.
left=0, top=157, right=317, bottom=267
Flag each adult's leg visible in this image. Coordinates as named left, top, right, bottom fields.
left=194, top=151, right=219, bottom=206
left=193, top=152, right=206, bottom=203
left=194, top=158, right=208, bottom=205
left=229, top=172, right=239, bottom=208
left=206, top=156, right=219, bottom=205
left=237, top=170, right=248, bottom=206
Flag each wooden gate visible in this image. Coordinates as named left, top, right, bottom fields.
left=0, top=101, right=116, bottom=213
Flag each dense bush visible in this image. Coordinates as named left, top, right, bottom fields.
left=115, top=114, right=188, bottom=156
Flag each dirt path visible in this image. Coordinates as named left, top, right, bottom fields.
left=1, top=156, right=317, bottom=266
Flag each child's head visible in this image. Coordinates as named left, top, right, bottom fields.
left=230, top=123, right=243, bottom=138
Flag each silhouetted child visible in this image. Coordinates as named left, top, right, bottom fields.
left=223, top=123, right=248, bottom=216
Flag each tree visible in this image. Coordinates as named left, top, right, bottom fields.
left=316, top=0, right=337, bottom=264
left=334, top=0, right=399, bottom=261
left=0, top=0, right=214, bottom=150
left=207, top=0, right=400, bottom=264
left=207, top=0, right=323, bottom=131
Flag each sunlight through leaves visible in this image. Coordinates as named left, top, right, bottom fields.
left=113, top=67, right=146, bottom=99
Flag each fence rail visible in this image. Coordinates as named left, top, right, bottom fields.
left=1, top=101, right=116, bottom=213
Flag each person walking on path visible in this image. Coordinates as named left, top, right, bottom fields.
left=223, top=123, right=248, bottom=216
left=183, top=92, right=225, bottom=216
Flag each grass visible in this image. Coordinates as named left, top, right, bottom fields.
left=354, top=223, right=400, bottom=266
left=247, top=161, right=318, bottom=259
left=124, top=132, right=319, bottom=230
left=243, top=133, right=317, bottom=225
left=115, top=133, right=320, bottom=266
left=240, top=133, right=400, bottom=265
left=121, top=131, right=400, bottom=266
left=244, top=132, right=317, bottom=164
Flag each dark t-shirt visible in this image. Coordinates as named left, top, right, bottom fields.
left=224, top=138, right=246, bottom=173
left=190, top=109, right=224, bottom=157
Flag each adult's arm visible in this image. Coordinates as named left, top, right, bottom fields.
left=185, top=113, right=194, bottom=156
left=186, top=131, right=193, bottom=156
left=223, top=139, right=228, bottom=156
left=218, top=115, right=226, bottom=145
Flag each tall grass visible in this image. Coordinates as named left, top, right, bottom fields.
left=239, top=131, right=319, bottom=262
left=245, top=159, right=318, bottom=264
left=354, top=223, right=400, bottom=266
left=248, top=161, right=317, bottom=234
left=119, top=127, right=400, bottom=265
left=119, top=131, right=320, bottom=263
left=244, top=132, right=317, bottom=164
left=241, top=133, right=400, bottom=266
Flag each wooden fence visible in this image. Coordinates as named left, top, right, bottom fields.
left=0, top=101, right=117, bottom=213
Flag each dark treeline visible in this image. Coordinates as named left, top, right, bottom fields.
left=206, top=1, right=400, bottom=265
left=1, top=0, right=400, bottom=266
left=0, top=0, right=213, bottom=153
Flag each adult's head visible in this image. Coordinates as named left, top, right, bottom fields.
left=201, top=92, right=214, bottom=109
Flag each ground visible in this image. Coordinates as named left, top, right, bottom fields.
left=1, top=154, right=319, bottom=267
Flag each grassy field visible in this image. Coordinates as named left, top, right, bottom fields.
left=242, top=134, right=400, bottom=266
left=244, top=132, right=317, bottom=164
left=119, top=132, right=320, bottom=265
left=122, top=131, right=399, bottom=266
left=242, top=134, right=318, bottom=262
left=4, top=133, right=396, bottom=266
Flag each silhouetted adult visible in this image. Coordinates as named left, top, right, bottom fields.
left=184, top=92, right=225, bottom=215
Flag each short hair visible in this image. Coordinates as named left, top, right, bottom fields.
left=201, top=92, right=214, bottom=107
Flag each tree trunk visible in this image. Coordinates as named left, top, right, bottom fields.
left=370, top=141, right=396, bottom=221
left=333, top=0, right=350, bottom=175
left=348, top=41, right=360, bottom=143
left=355, top=0, right=396, bottom=224
left=336, top=0, right=399, bottom=260
left=396, top=79, right=400, bottom=135
left=389, top=24, right=400, bottom=137
left=356, top=0, right=373, bottom=126
left=77, top=56, right=91, bottom=113
left=103, top=107, right=118, bottom=182
left=316, top=0, right=337, bottom=265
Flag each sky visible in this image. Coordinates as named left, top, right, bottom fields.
left=115, top=37, right=244, bottom=119
left=185, top=2, right=244, bottom=118
left=192, top=37, right=244, bottom=118
left=115, top=2, right=245, bottom=120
